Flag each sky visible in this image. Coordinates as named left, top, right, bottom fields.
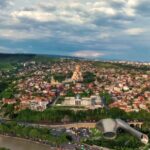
left=0, top=0, right=150, bottom=61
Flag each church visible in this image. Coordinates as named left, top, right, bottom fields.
left=71, top=65, right=83, bottom=82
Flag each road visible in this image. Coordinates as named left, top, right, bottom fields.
left=51, top=95, right=60, bottom=106
left=22, top=122, right=96, bottom=129
left=0, top=118, right=143, bottom=130
left=0, top=118, right=96, bottom=129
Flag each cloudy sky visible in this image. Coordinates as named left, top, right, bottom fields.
left=0, top=0, right=150, bottom=61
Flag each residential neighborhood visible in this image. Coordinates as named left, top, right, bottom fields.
left=1, top=59, right=150, bottom=113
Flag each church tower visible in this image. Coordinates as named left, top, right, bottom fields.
left=71, top=65, right=83, bottom=82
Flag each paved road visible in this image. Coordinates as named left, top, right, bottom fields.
left=0, top=118, right=96, bottom=129
left=23, top=122, right=96, bottom=129
left=0, top=118, right=143, bottom=130
left=51, top=95, right=60, bottom=106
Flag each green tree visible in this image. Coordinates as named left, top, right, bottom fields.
left=100, top=92, right=113, bottom=105
left=29, top=129, right=40, bottom=139
left=83, top=72, right=96, bottom=83
left=66, top=89, right=75, bottom=97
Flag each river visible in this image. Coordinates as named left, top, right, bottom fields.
left=0, top=135, right=53, bottom=150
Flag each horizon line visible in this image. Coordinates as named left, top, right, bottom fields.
left=0, top=52, right=150, bottom=63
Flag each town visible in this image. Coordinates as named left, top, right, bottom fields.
left=0, top=55, right=150, bottom=150
left=1, top=58, right=150, bottom=113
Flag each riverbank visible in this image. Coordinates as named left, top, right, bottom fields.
left=0, top=122, right=69, bottom=147
left=0, top=134, right=54, bottom=148
left=0, top=134, right=56, bottom=150
left=0, top=134, right=104, bottom=150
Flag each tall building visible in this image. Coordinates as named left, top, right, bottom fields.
left=51, top=76, right=60, bottom=86
left=71, top=65, right=83, bottom=82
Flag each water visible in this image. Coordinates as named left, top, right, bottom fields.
left=0, top=135, right=53, bottom=150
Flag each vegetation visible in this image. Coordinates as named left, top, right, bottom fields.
left=2, top=104, right=15, bottom=118
left=94, top=61, right=150, bottom=72
left=83, top=72, right=96, bottom=83
left=0, top=87, right=16, bottom=99
left=0, top=82, right=8, bottom=93
left=0, top=54, right=65, bottom=71
left=89, top=128, right=102, bottom=140
left=0, top=54, right=150, bottom=149
left=85, top=132, right=146, bottom=150
left=0, top=63, right=13, bottom=71
left=80, top=89, right=93, bottom=97
left=11, top=107, right=150, bottom=125
left=0, top=121, right=68, bottom=146
left=0, top=79, right=18, bottom=99
left=100, top=92, right=113, bottom=105
left=87, top=119, right=150, bottom=150
left=0, top=54, right=35, bottom=71
left=65, top=89, right=75, bottom=97
left=53, top=73, right=66, bottom=82
left=0, top=148, right=10, bottom=150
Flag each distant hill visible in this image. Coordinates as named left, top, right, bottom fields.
left=0, top=53, right=81, bottom=61
left=0, top=53, right=83, bottom=71
left=0, top=53, right=37, bottom=71
left=0, top=53, right=36, bottom=62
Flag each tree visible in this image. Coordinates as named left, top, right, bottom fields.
left=0, top=81, right=8, bottom=93
left=1, top=88, right=14, bottom=99
left=100, top=92, right=113, bottom=105
left=22, top=127, right=30, bottom=137
left=0, top=148, right=10, bottom=150
left=53, top=73, right=66, bottom=82
left=4, top=104, right=15, bottom=118
left=61, top=115, right=70, bottom=123
left=66, top=89, right=75, bottom=97
left=83, top=72, right=96, bottom=83
left=0, top=125, right=5, bottom=134
left=109, top=108, right=127, bottom=119
left=29, top=129, right=40, bottom=139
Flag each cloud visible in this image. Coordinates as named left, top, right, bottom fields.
left=136, top=0, right=150, bottom=16
left=11, top=0, right=137, bottom=26
left=11, top=11, right=56, bottom=22
left=126, top=0, right=140, bottom=7
left=1, top=0, right=143, bottom=42
left=0, top=0, right=12, bottom=9
left=72, top=50, right=105, bottom=58
left=0, top=0, right=149, bottom=61
left=124, top=28, right=145, bottom=35
left=0, top=28, right=52, bottom=40
left=0, top=46, right=26, bottom=53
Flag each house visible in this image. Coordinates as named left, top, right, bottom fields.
left=3, top=98, right=16, bottom=105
